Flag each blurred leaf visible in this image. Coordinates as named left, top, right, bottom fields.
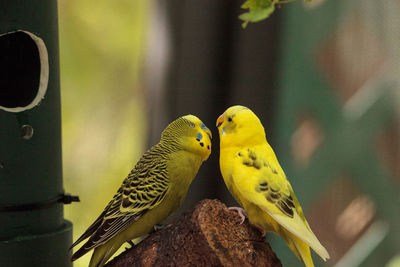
left=242, top=0, right=273, bottom=9
left=240, top=0, right=309, bottom=28
left=239, top=6, right=275, bottom=28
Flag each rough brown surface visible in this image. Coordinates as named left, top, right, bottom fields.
left=106, top=199, right=282, bottom=267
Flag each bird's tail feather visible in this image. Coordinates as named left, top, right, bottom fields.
left=271, top=211, right=330, bottom=261
left=281, top=228, right=314, bottom=267
left=89, top=241, right=119, bottom=267
left=293, top=237, right=314, bottom=267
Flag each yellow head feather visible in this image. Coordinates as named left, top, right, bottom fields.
left=216, top=105, right=266, bottom=148
left=162, top=114, right=212, bottom=161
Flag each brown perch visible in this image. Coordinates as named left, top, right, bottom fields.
left=105, top=199, right=281, bottom=267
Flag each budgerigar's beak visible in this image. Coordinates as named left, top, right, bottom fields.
left=216, top=113, right=225, bottom=128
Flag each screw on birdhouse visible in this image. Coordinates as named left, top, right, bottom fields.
left=21, top=125, right=34, bottom=140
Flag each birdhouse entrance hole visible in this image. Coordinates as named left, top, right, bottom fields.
left=0, top=31, right=49, bottom=112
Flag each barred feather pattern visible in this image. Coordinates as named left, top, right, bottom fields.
left=161, top=116, right=194, bottom=144
left=71, top=117, right=194, bottom=261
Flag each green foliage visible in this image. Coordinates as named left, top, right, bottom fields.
left=240, top=0, right=311, bottom=28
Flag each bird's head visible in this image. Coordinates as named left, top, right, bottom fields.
left=216, top=105, right=266, bottom=148
left=161, top=115, right=212, bottom=161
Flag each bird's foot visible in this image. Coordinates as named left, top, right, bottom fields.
left=254, top=224, right=266, bottom=237
left=228, top=206, right=247, bottom=224
left=153, top=223, right=164, bottom=232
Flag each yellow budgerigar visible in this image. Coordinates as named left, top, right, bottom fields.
left=71, top=115, right=212, bottom=267
left=216, top=105, right=329, bottom=267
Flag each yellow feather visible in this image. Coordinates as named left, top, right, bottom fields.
left=217, top=105, right=329, bottom=267
left=71, top=115, right=212, bottom=267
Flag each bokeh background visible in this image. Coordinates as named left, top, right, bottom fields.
left=59, top=0, right=400, bottom=266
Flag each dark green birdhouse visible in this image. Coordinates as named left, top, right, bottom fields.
left=0, top=1, right=76, bottom=266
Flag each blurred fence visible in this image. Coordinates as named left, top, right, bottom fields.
left=274, top=0, right=400, bottom=266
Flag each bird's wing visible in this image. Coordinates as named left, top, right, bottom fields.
left=231, top=146, right=329, bottom=261
left=105, top=156, right=169, bottom=219
left=71, top=149, right=169, bottom=260
left=70, top=196, right=115, bottom=249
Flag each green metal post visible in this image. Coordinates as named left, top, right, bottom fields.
left=0, top=1, right=73, bottom=266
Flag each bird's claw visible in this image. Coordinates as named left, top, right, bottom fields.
left=229, top=206, right=247, bottom=224
left=254, top=224, right=266, bottom=237
left=153, top=223, right=164, bottom=232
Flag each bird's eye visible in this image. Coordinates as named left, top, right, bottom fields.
left=189, top=123, right=195, bottom=128
left=228, top=117, right=232, bottom=122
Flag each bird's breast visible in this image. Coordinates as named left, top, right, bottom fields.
left=167, top=150, right=202, bottom=196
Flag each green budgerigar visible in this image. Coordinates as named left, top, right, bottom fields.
left=71, top=115, right=212, bottom=267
